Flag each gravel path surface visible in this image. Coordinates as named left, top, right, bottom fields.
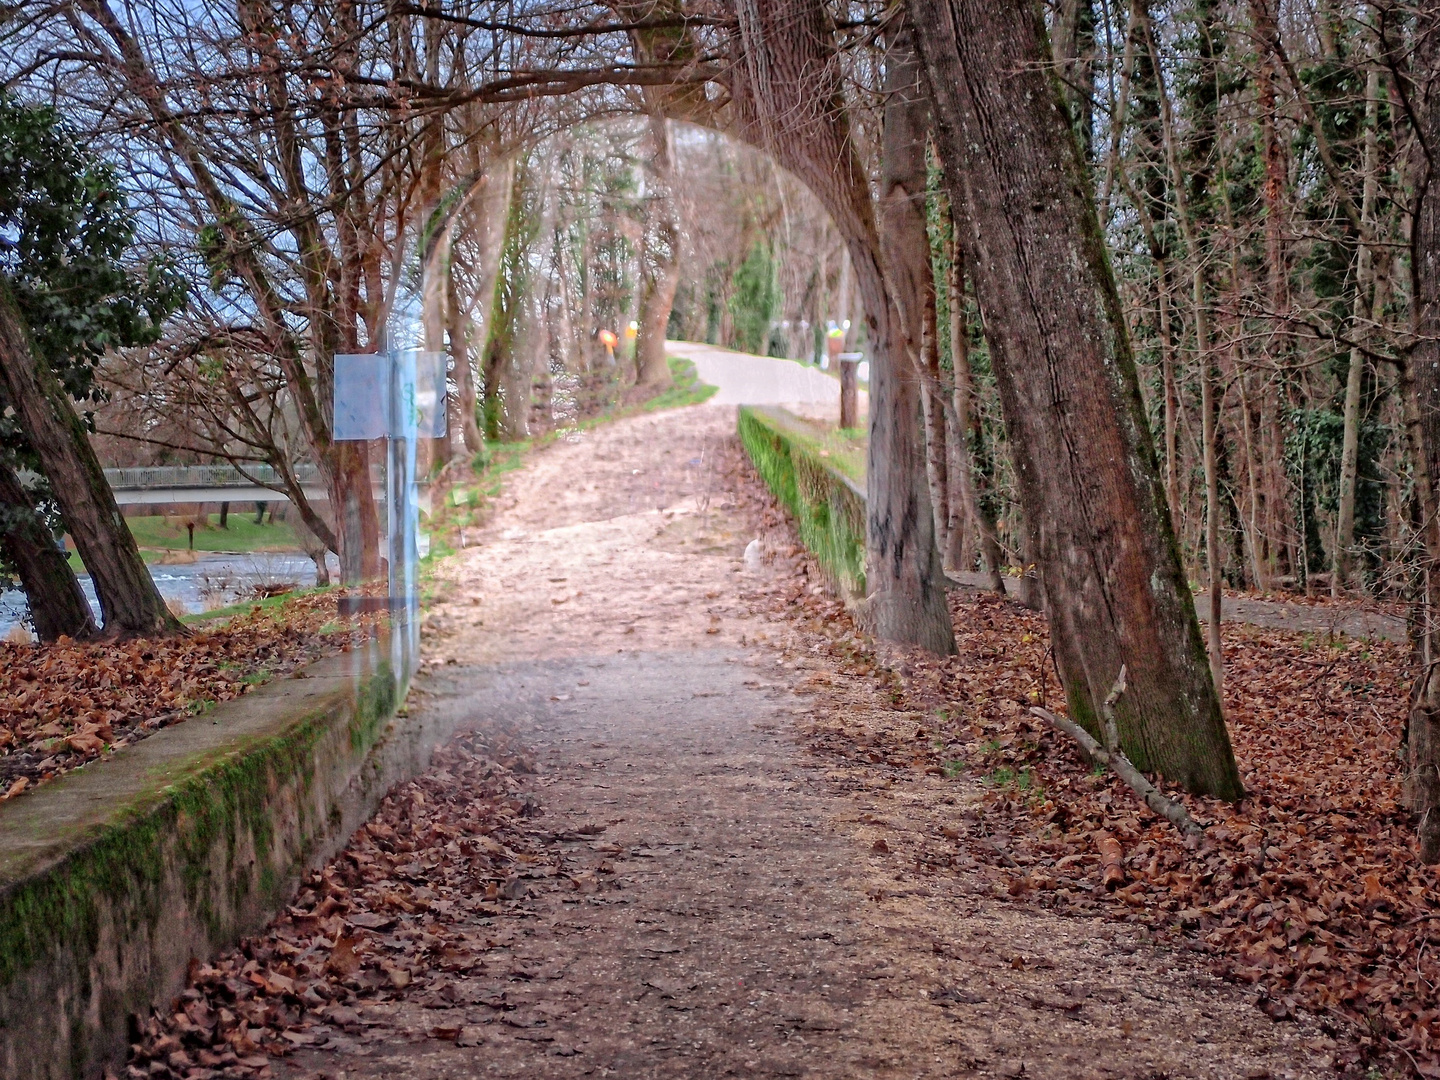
left=259, top=402, right=1335, bottom=1080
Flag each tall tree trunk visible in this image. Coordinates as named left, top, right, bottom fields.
left=1138, top=0, right=1222, bottom=680
left=1235, top=368, right=1268, bottom=589
left=525, top=282, right=555, bottom=428
left=948, top=234, right=1006, bottom=593
left=447, top=272, right=483, bottom=456
left=455, top=157, right=516, bottom=455
left=870, top=23, right=957, bottom=653
left=1402, top=3, right=1440, bottom=861
left=718, top=0, right=953, bottom=653
left=939, top=393, right=973, bottom=573
left=327, top=442, right=379, bottom=584
left=920, top=381, right=952, bottom=572
left=1157, top=258, right=1181, bottom=526
left=0, top=457, right=97, bottom=641
left=635, top=113, right=680, bottom=388
left=554, top=227, right=581, bottom=374
left=1334, top=66, right=1381, bottom=593
left=910, top=0, right=1242, bottom=797
left=1195, top=266, right=1224, bottom=688
left=916, top=214, right=953, bottom=567
left=0, top=287, right=182, bottom=637
left=1054, top=0, right=1097, bottom=159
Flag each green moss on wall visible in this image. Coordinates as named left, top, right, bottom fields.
left=738, top=406, right=866, bottom=600
left=0, top=661, right=398, bottom=990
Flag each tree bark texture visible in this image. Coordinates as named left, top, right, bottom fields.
left=1403, top=3, right=1440, bottom=861
left=1195, top=266, right=1225, bottom=689
left=0, top=457, right=97, bottom=641
left=868, top=26, right=956, bottom=654
left=839, top=359, right=860, bottom=431
left=426, top=156, right=514, bottom=459
left=916, top=223, right=955, bottom=573
left=635, top=113, right=680, bottom=389
left=948, top=234, right=1006, bottom=593
left=447, top=272, right=483, bottom=455
left=0, top=286, right=182, bottom=637
left=920, top=382, right=951, bottom=572
left=939, top=392, right=973, bottom=574
left=910, top=0, right=1242, bottom=797
left=722, top=0, right=954, bottom=654
left=1334, top=66, right=1380, bottom=593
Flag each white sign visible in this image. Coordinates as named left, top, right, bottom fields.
left=332, top=351, right=447, bottom=440
left=333, top=354, right=389, bottom=440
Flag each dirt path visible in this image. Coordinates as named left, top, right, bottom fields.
left=274, top=403, right=1334, bottom=1080
left=950, top=572, right=1406, bottom=644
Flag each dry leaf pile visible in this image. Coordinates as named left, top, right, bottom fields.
left=123, top=724, right=577, bottom=1080
left=0, top=592, right=381, bottom=796
left=768, top=561, right=1435, bottom=1075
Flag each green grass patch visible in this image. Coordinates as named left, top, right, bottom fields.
left=124, top=512, right=302, bottom=553
left=640, top=356, right=720, bottom=413
left=180, top=584, right=336, bottom=627
left=740, top=405, right=865, bottom=483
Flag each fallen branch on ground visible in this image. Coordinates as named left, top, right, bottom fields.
left=1031, top=666, right=1205, bottom=840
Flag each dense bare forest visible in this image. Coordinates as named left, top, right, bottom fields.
left=11, top=0, right=1430, bottom=608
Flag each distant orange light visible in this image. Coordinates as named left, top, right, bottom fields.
left=599, top=329, right=618, bottom=347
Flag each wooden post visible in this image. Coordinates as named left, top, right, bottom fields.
left=839, top=352, right=861, bottom=429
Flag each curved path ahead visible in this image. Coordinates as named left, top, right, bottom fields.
left=271, top=401, right=1326, bottom=1080
left=666, top=340, right=865, bottom=423
left=670, top=336, right=1402, bottom=646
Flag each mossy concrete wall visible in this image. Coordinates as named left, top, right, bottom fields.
left=0, top=634, right=444, bottom=1078
left=738, top=405, right=866, bottom=601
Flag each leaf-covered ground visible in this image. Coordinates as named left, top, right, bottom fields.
left=0, top=591, right=382, bottom=797
left=784, top=572, right=1433, bottom=1075
left=106, top=407, right=1417, bottom=1078
left=122, top=725, right=549, bottom=1080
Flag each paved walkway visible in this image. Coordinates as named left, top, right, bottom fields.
left=666, top=340, right=865, bottom=425
left=272, top=403, right=1326, bottom=1080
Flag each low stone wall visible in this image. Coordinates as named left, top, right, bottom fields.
left=737, top=405, right=866, bottom=601
left=0, top=633, right=449, bottom=1078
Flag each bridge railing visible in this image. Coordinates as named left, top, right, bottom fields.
left=103, top=464, right=324, bottom=490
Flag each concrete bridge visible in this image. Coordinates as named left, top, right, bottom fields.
left=103, top=464, right=327, bottom=506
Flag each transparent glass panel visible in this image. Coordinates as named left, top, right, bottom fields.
left=332, top=353, right=390, bottom=440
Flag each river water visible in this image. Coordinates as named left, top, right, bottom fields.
left=0, top=551, right=337, bottom=638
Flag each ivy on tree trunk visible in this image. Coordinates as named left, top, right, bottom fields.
left=909, top=0, right=1243, bottom=798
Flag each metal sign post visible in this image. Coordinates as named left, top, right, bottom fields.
left=333, top=350, right=446, bottom=688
